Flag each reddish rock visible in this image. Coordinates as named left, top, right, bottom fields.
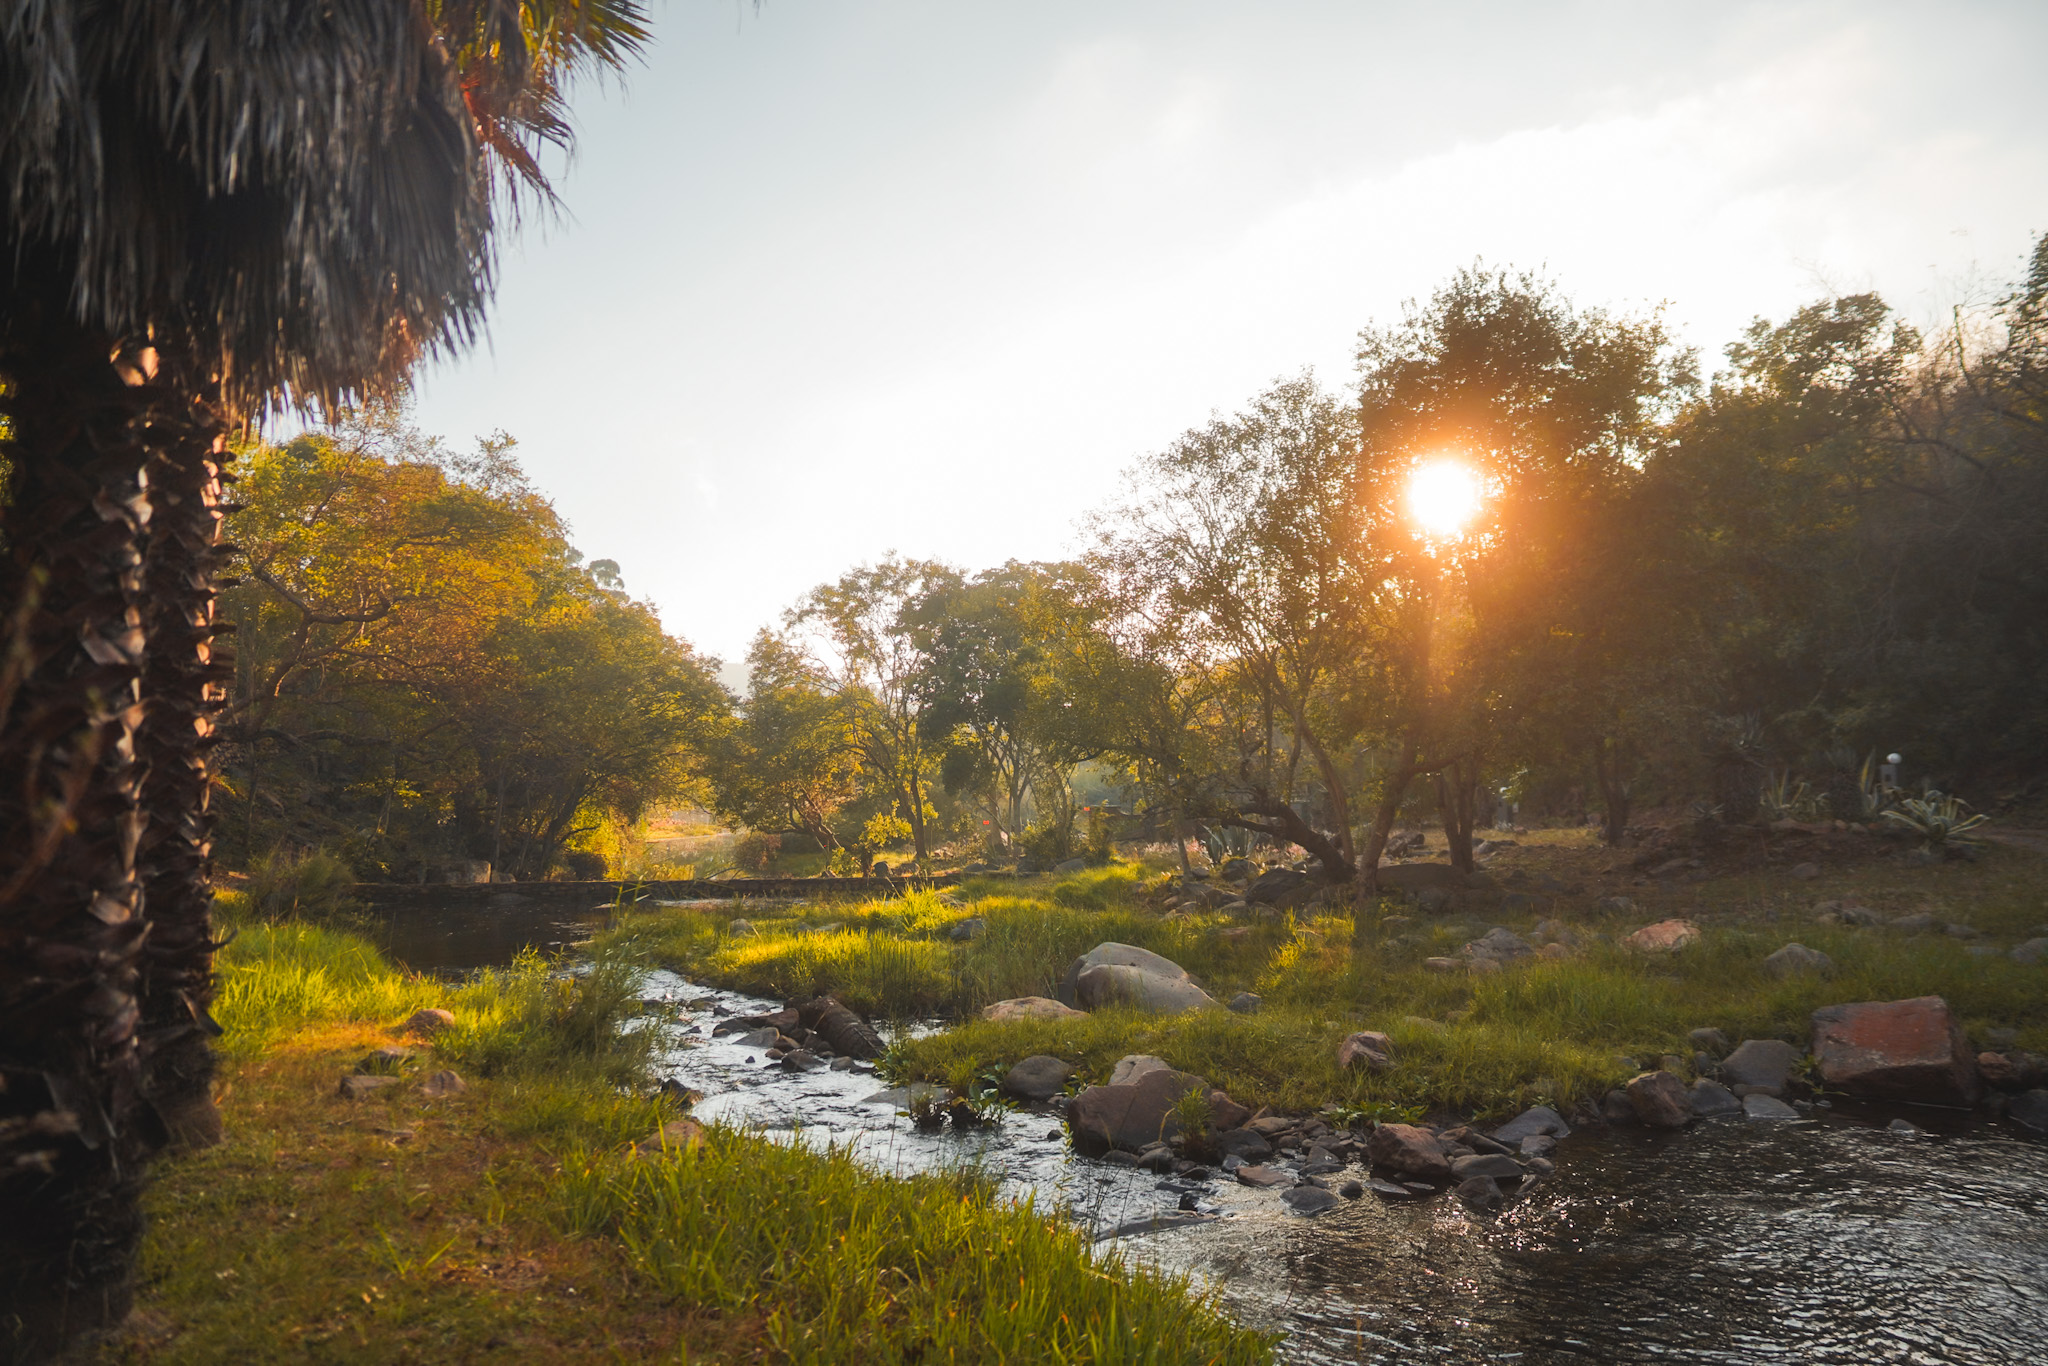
left=1811, top=996, right=1979, bottom=1107
left=1626, top=1070, right=1694, bottom=1127
left=1065, top=1068, right=1207, bottom=1155
left=981, top=997, right=1087, bottom=1023
left=1235, top=1164, right=1297, bottom=1189
left=1623, top=919, right=1701, bottom=954
left=401, top=1007, right=456, bottom=1036
left=1207, top=1089, right=1252, bottom=1131
left=1365, top=1123, right=1453, bottom=1180
left=1337, top=1030, right=1397, bottom=1072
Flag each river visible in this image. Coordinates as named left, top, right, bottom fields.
left=369, top=899, right=2048, bottom=1365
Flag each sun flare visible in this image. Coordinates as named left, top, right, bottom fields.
left=1406, top=461, right=1483, bottom=538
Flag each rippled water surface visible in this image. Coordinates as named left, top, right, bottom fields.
left=382, top=899, right=2048, bottom=1364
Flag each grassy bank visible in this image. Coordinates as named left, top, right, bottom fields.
left=600, top=843, right=2048, bottom=1121
left=119, top=900, right=1272, bottom=1364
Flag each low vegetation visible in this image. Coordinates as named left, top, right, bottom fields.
left=124, top=896, right=1271, bottom=1363
left=601, top=838, right=2048, bottom=1121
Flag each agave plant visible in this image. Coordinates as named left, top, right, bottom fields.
left=1199, top=823, right=1259, bottom=864
left=1758, top=771, right=1830, bottom=822
left=0, top=3, right=647, bottom=1353
left=1881, top=791, right=1991, bottom=848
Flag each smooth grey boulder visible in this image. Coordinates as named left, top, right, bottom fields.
left=1066, top=1068, right=1208, bottom=1155
left=1690, top=1079, right=1743, bottom=1118
left=1366, top=1123, right=1453, bottom=1179
left=1627, top=1071, right=1694, bottom=1127
left=1490, top=1105, right=1570, bottom=1145
left=1002, top=1055, right=1075, bottom=1102
left=1688, top=1027, right=1731, bottom=1054
left=1075, top=963, right=1219, bottom=1014
left=1742, top=1094, right=1800, bottom=1120
left=1245, top=867, right=1312, bottom=904
left=948, top=917, right=987, bottom=941
left=2010, top=938, right=2048, bottom=965
left=1227, top=992, right=1262, bottom=1014
left=1058, top=943, right=1196, bottom=1006
left=1281, top=1186, right=1341, bottom=1214
left=1450, top=1153, right=1524, bottom=1181
left=1455, top=1175, right=1506, bottom=1213
left=1722, top=1039, right=1803, bottom=1095
left=1216, top=1127, right=1273, bottom=1161
left=1763, top=943, right=1834, bottom=977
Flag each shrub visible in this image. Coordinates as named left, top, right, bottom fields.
left=734, top=830, right=782, bottom=872
left=243, top=847, right=360, bottom=922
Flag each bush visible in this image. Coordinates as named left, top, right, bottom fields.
left=243, top=847, right=360, bottom=922
left=734, top=830, right=782, bottom=872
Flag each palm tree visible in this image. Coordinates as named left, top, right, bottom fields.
left=0, top=3, right=646, bottom=1356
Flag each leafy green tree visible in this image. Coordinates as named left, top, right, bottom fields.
left=701, top=631, right=863, bottom=856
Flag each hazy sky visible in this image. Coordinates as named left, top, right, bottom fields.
left=401, top=0, right=2047, bottom=667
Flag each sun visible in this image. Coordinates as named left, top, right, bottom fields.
left=1405, top=461, right=1483, bottom=538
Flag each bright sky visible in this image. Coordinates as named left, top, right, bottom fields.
left=402, top=0, right=2048, bottom=668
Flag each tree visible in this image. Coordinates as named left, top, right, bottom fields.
left=788, top=558, right=960, bottom=865
left=1095, top=375, right=1369, bottom=882
left=0, top=4, right=648, bottom=1351
left=701, top=631, right=863, bottom=856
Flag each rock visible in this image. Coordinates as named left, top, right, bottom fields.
left=1450, top=1153, right=1523, bottom=1181
left=728, top=918, right=756, bottom=936
left=1626, top=1071, right=1693, bottom=1127
left=1366, top=1123, right=1453, bottom=1180
left=1058, top=942, right=1198, bottom=1007
left=1109, top=1055, right=1173, bottom=1087
left=1888, top=912, right=1936, bottom=932
left=830, top=1056, right=855, bottom=1071
left=733, top=1027, right=782, bottom=1049
left=1337, top=1031, right=1397, bottom=1072
left=1003, top=1055, right=1075, bottom=1102
left=1464, top=927, right=1533, bottom=965
left=1763, top=943, right=1834, bottom=977
left=401, top=1008, right=456, bottom=1036
left=1742, top=1094, right=1800, bottom=1120
left=1721, top=1039, right=1803, bottom=1096
left=1339, top=1180, right=1366, bottom=1198
left=1491, top=1106, right=1570, bottom=1145
left=1689, top=1079, right=1742, bottom=1118
left=338, top=1074, right=402, bottom=1099
left=1245, top=867, right=1310, bottom=904
left=948, top=917, right=987, bottom=942
left=1688, top=1027, right=1732, bottom=1054
left=1623, top=919, right=1701, bottom=954
left=1526, top=1157, right=1556, bottom=1176
left=1600, top=1088, right=1636, bottom=1124
left=1208, top=1090, right=1253, bottom=1131
left=1455, top=1176, right=1505, bottom=1213
left=1887, top=1118, right=1923, bottom=1135
left=1423, top=956, right=1465, bottom=972
left=1281, top=1186, right=1341, bottom=1214
left=358, top=1046, right=412, bottom=1074
left=1236, top=1164, right=1298, bottom=1189
left=2007, top=1090, right=2048, bottom=1133
left=981, top=996, right=1087, bottom=1023
left=1053, top=857, right=1088, bottom=874
left=1066, top=1068, right=1208, bottom=1154
left=1811, top=996, right=1980, bottom=1107
left=634, top=1118, right=707, bottom=1155
left=1227, top=992, right=1262, bottom=1015
left=1092, top=1212, right=1216, bottom=1240
left=2009, top=938, right=2048, bottom=965
left=419, top=1069, right=466, bottom=1099
left=1216, top=1128, right=1273, bottom=1160
left=1789, top=862, right=1821, bottom=880
left=1367, top=1179, right=1425, bottom=1199
left=1518, top=1135, right=1557, bottom=1160
left=796, top=995, right=888, bottom=1060
left=1075, top=963, right=1219, bottom=1013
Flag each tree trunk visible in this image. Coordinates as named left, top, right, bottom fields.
left=0, top=315, right=156, bottom=1358
left=1436, top=756, right=1484, bottom=874
left=1592, top=737, right=1633, bottom=846
left=133, top=370, right=234, bottom=1152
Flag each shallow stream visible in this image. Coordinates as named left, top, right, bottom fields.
left=374, top=899, right=2048, bottom=1364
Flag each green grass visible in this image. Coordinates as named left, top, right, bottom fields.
left=603, top=847, right=2048, bottom=1121
left=139, top=898, right=1272, bottom=1364
left=558, top=1141, right=1269, bottom=1366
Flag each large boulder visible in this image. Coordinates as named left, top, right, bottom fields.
left=1763, top=943, right=1833, bottom=977
left=1811, top=996, right=1980, bottom=1107
left=1464, top=927, right=1533, bottom=966
left=1490, top=1106, right=1570, bottom=1145
left=1365, top=1123, right=1453, bottom=1180
left=1245, top=867, right=1310, bottom=905
left=1626, top=1071, right=1694, bottom=1127
left=1108, top=1054, right=1172, bottom=1087
left=981, top=996, right=1087, bottom=1023
left=1058, top=943, right=1194, bottom=1006
left=1002, top=1055, right=1074, bottom=1102
left=1074, top=963, right=1218, bottom=1013
left=1066, top=1068, right=1207, bottom=1155
left=796, top=995, right=886, bottom=1059
left=1721, top=1039, right=1803, bottom=1096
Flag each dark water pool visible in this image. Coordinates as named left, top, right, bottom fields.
left=362, top=897, right=613, bottom=976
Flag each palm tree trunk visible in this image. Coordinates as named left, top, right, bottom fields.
left=134, top=372, right=234, bottom=1151
left=0, top=312, right=156, bottom=1358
